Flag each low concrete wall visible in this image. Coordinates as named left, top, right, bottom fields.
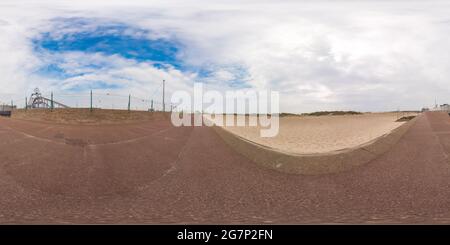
left=214, top=116, right=418, bottom=175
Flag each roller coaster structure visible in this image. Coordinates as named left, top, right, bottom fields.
left=27, top=88, right=69, bottom=109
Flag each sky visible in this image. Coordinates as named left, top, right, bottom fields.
left=0, top=0, right=449, bottom=112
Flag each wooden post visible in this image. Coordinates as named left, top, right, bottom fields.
left=25, top=97, right=27, bottom=110
left=90, top=90, right=93, bottom=112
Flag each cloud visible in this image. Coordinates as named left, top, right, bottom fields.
left=33, top=17, right=182, bottom=66
left=1, top=0, right=450, bottom=112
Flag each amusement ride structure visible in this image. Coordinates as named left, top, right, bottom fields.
left=27, top=88, right=69, bottom=109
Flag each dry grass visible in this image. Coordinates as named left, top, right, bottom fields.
left=299, top=111, right=362, bottom=116
left=396, top=115, right=416, bottom=122
left=11, top=108, right=170, bottom=125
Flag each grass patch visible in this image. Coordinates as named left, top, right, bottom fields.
left=301, top=111, right=362, bottom=116
left=396, top=115, right=416, bottom=122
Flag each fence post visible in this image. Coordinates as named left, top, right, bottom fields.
left=50, top=92, right=54, bottom=111
left=128, top=94, right=131, bottom=112
left=151, top=99, right=154, bottom=112
left=90, top=90, right=93, bottom=112
left=25, top=97, right=27, bottom=110
left=162, top=79, right=165, bottom=112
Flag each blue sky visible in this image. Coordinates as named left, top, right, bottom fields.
left=33, top=18, right=182, bottom=67
left=32, top=17, right=186, bottom=91
left=30, top=16, right=251, bottom=93
left=1, top=0, right=450, bottom=112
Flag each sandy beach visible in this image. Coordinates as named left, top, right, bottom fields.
left=222, top=112, right=416, bottom=154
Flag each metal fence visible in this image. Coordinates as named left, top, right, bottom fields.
left=0, top=90, right=175, bottom=112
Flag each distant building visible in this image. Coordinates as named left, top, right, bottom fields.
left=440, top=104, right=450, bottom=111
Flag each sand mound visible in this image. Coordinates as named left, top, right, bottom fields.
left=11, top=108, right=170, bottom=125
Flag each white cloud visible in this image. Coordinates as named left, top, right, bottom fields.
left=1, top=0, right=450, bottom=112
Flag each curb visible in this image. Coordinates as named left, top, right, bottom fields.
left=213, top=116, right=418, bottom=175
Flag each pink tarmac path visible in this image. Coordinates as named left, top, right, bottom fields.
left=0, top=111, right=450, bottom=224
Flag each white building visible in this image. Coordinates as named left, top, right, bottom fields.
left=440, top=104, right=450, bottom=111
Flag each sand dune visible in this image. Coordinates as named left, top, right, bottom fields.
left=222, top=112, right=417, bottom=154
